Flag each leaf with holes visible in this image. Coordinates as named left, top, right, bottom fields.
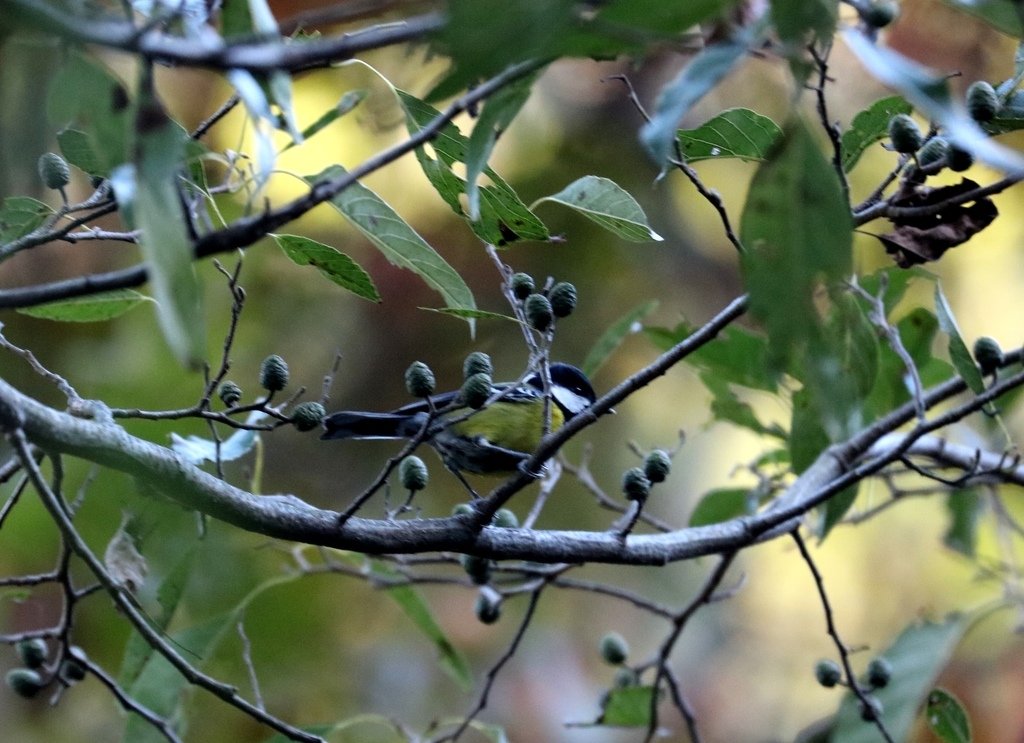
left=532, top=176, right=662, bottom=242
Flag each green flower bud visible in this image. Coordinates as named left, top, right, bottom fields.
left=461, top=372, right=492, bottom=410
left=510, top=272, right=535, bottom=300
left=6, top=668, right=44, bottom=698
left=973, top=336, right=1003, bottom=375
left=860, top=0, right=898, bottom=28
left=399, top=455, right=428, bottom=492
left=947, top=143, right=974, bottom=172
left=460, top=554, right=492, bottom=585
left=917, top=136, right=949, bottom=169
left=815, top=659, right=842, bottom=688
left=38, top=152, right=70, bottom=190
left=888, top=114, right=923, bottom=154
left=599, top=632, right=629, bottom=665
left=549, top=281, right=577, bottom=318
left=860, top=694, right=884, bottom=721
left=524, top=293, right=554, bottom=332
left=452, top=502, right=475, bottom=517
left=218, top=380, right=242, bottom=407
left=16, top=638, right=47, bottom=670
left=866, top=657, right=893, bottom=689
left=474, top=588, right=502, bottom=624
left=622, top=467, right=651, bottom=502
left=404, top=361, right=435, bottom=398
left=463, top=351, right=493, bottom=379
left=259, top=355, right=289, bottom=392
left=966, top=80, right=999, bottom=123
left=291, top=401, right=326, bottom=432
left=643, top=450, right=672, bottom=484
left=492, top=508, right=519, bottom=528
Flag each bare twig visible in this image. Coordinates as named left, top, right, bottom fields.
left=643, top=551, right=738, bottom=742
left=792, top=531, right=895, bottom=743
left=5, top=429, right=325, bottom=743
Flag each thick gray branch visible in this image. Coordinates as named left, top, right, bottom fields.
left=4, top=357, right=1022, bottom=565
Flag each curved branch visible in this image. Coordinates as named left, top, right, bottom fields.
left=3, top=343, right=1022, bottom=566
left=3, top=0, right=445, bottom=73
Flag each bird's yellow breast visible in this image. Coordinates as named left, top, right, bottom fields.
left=448, top=400, right=565, bottom=454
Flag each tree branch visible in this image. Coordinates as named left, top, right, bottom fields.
left=2, top=334, right=1021, bottom=566
left=2, top=0, right=445, bottom=73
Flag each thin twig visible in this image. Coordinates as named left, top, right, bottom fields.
left=643, top=552, right=738, bottom=742
left=6, top=429, right=325, bottom=743
left=791, top=530, right=895, bottom=743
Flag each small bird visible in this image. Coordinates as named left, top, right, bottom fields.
left=321, top=363, right=597, bottom=478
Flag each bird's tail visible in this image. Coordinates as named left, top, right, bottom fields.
left=321, top=412, right=422, bottom=440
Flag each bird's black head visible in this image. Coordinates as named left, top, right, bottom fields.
left=528, top=363, right=597, bottom=419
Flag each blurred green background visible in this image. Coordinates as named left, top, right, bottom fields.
left=2, top=1, right=1024, bottom=740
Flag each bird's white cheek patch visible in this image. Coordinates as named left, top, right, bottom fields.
left=553, top=388, right=592, bottom=416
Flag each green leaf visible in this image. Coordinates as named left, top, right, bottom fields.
left=226, top=68, right=276, bottom=187
left=268, top=69, right=302, bottom=142
left=15, top=290, right=150, bottom=322
left=669, top=324, right=776, bottom=391
left=640, top=37, right=751, bottom=165
left=818, top=484, right=859, bottom=538
left=841, top=95, right=913, bottom=172
left=396, top=88, right=549, bottom=245
left=426, top=307, right=519, bottom=322
left=532, top=176, right=662, bottom=242
left=740, top=117, right=852, bottom=370
left=790, top=387, right=829, bottom=473
left=943, top=488, right=982, bottom=557
left=46, top=51, right=130, bottom=176
left=386, top=582, right=472, bottom=690
left=926, top=688, right=972, bottom=743
left=597, top=0, right=729, bottom=34
left=125, top=572, right=302, bottom=743
left=309, top=165, right=476, bottom=326
left=118, top=549, right=196, bottom=689
left=676, top=108, right=783, bottom=163
left=110, top=94, right=205, bottom=369
left=597, top=685, right=656, bottom=727
left=333, top=67, right=548, bottom=245
left=856, top=266, right=932, bottom=316
left=465, top=75, right=535, bottom=220
left=582, top=300, right=659, bottom=377
left=866, top=306, right=953, bottom=420
left=770, top=0, right=837, bottom=43
left=0, top=196, right=54, bottom=243
left=830, top=294, right=879, bottom=400
left=281, top=90, right=365, bottom=152
left=843, top=30, right=1024, bottom=174
left=832, top=615, right=970, bottom=743
left=689, top=488, right=755, bottom=527
left=703, top=373, right=786, bottom=438
left=941, top=0, right=1022, bottom=36
left=57, top=127, right=104, bottom=176
left=934, top=283, right=985, bottom=395
left=274, top=234, right=380, bottom=302
left=433, top=0, right=729, bottom=99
